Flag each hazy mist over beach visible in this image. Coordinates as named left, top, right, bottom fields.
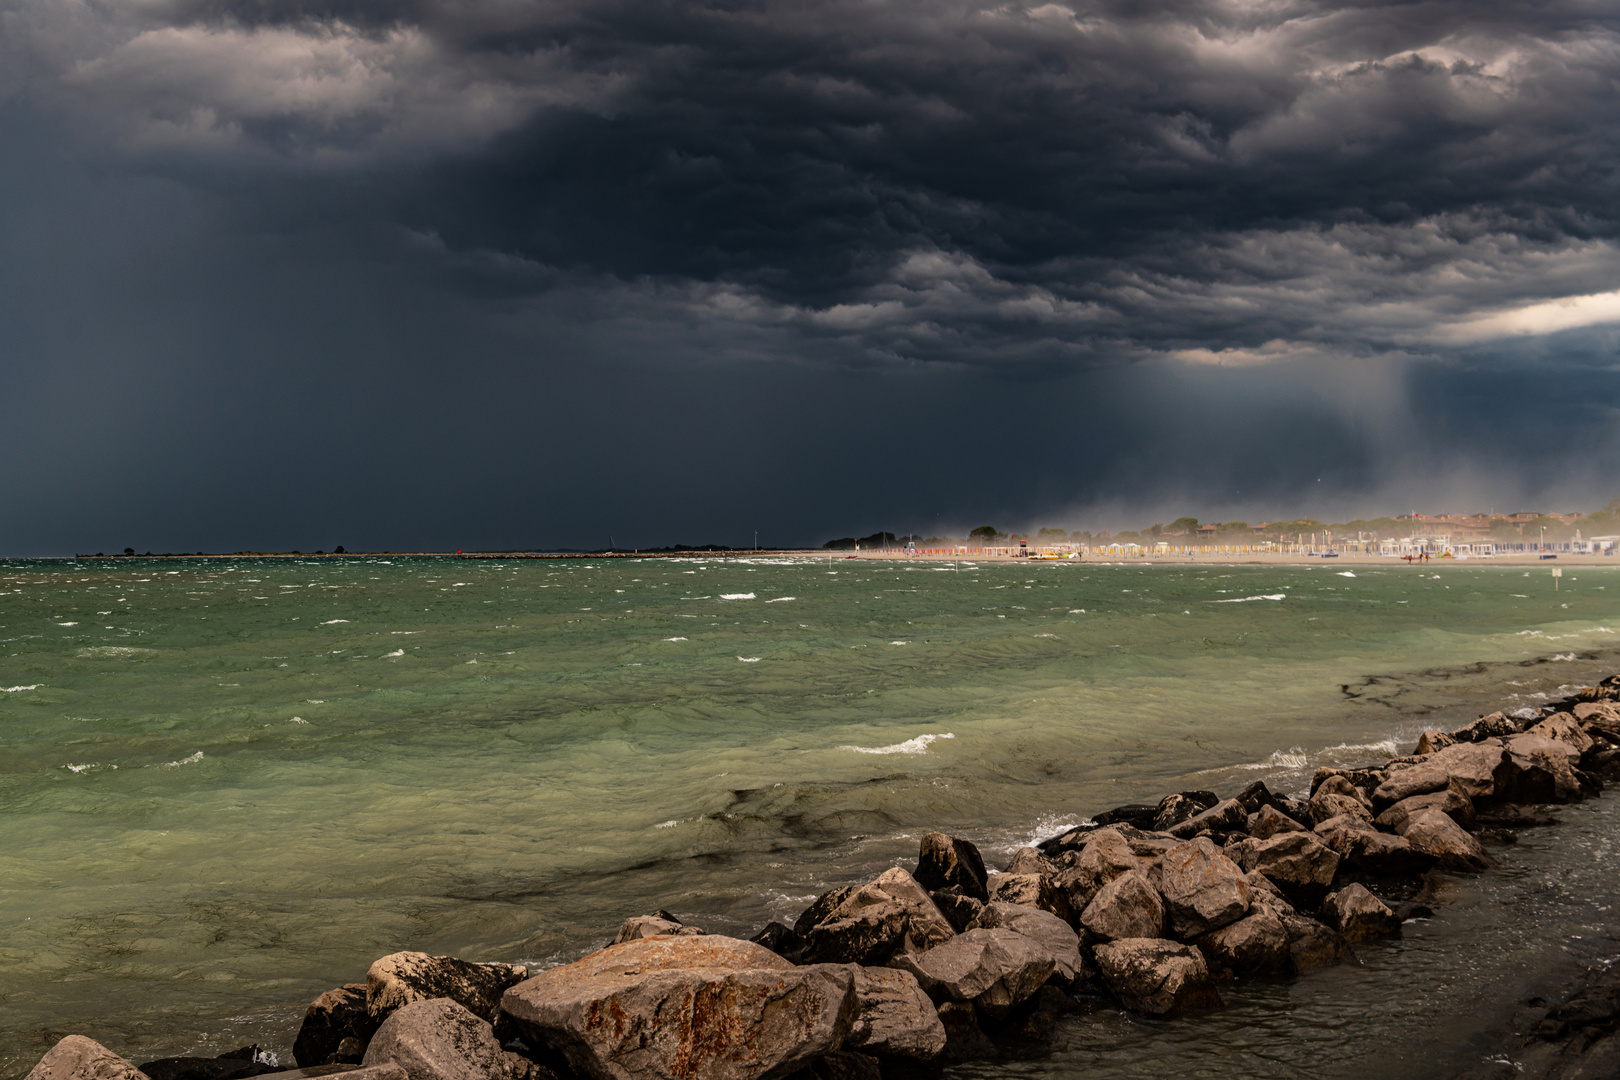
left=2, top=0, right=1619, bottom=551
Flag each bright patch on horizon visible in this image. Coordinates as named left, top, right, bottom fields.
left=1436, top=289, right=1620, bottom=342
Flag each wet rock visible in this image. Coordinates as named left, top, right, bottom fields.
left=1001, top=847, right=1054, bottom=876
left=1585, top=746, right=1620, bottom=778
left=1168, top=798, right=1247, bottom=839
left=798, top=867, right=957, bottom=965
left=1079, top=869, right=1165, bottom=942
left=1449, top=712, right=1523, bottom=742
left=1151, top=791, right=1219, bottom=832
left=1227, top=832, right=1340, bottom=907
left=367, top=952, right=529, bottom=1024
left=1277, top=911, right=1354, bottom=973
left=1414, top=730, right=1456, bottom=755
left=1148, top=838, right=1250, bottom=938
left=499, top=935, right=856, bottom=1080
left=984, top=872, right=1073, bottom=925
left=933, top=1002, right=998, bottom=1065
left=927, top=888, right=984, bottom=934
left=1502, top=733, right=1587, bottom=804
left=749, top=922, right=802, bottom=960
left=1320, top=826, right=1437, bottom=878
left=1092, top=938, right=1222, bottom=1016
left=1309, top=768, right=1386, bottom=799
left=843, top=966, right=947, bottom=1061
left=1374, top=741, right=1511, bottom=805
left=1316, top=775, right=1375, bottom=812
left=25, top=1038, right=150, bottom=1080
left=971, top=902, right=1083, bottom=983
left=361, top=998, right=532, bottom=1080
left=894, top=927, right=1056, bottom=1021
left=781, top=1052, right=882, bottom=1080
left=1049, top=828, right=1140, bottom=914
left=1374, top=783, right=1475, bottom=832
left=295, top=984, right=381, bottom=1068
left=1399, top=808, right=1490, bottom=872
left=1192, top=908, right=1290, bottom=977
left=1234, top=780, right=1287, bottom=815
left=1573, top=701, right=1620, bottom=733
left=136, top=1049, right=277, bottom=1080
left=1527, top=714, right=1594, bottom=755
left=1246, top=804, right=1306, bottom=840
left=1092, top=804, right=1163, bottom=830
left=1322, top=884, right=1401, bottom=944
left=613, top=912, right=703, bottom=946
left=915, top=833, right=989, bottom=901
left=1243, top=870, right=1295, bottom=915
left=1312, top=812, right=1378, bottom=837
left=1307, top=783, right=1373, bottom=828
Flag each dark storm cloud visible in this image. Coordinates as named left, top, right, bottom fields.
left=1, top=0, right=1618, bottom=551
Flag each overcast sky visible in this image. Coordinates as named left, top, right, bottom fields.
left=2, top=0, right=1618, bottom=552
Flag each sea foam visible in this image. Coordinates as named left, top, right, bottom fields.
left=840, top=732, right=955, bottom=755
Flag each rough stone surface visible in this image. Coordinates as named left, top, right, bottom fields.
left=25, top=1037, right=151, bottom=1080
left=1320, top=826, right=1437, bottom=878
left=1375, top=785, right=1474, bottom=833
left=1401, top=808, right=1490, bottom=871
left=361, top=998, right=529, bottom=1080
left=499, top=935, right=856, bottom=1080
left=927, top=889, right=984, bottom=934
left=842, top=967, right=946, bottom=1061
left=781, top=1052, right=882, bottom=1080
left=1049, top=828, right=1139, bottom=914
left=915, top=833, right=989, bottom=901
left=933, top=1002, right=997, bottom=1065
left=137, top=1049, right=279, bottom=1080
left=295, top=984, right=380, bottom=1068
left=1168, top=798, right=1247, bottom=839
left=1449, top=712, right=1523, bottom=743
left=1192, top=908, right=1290, bottom=976
left=983, top=872, right=1073, bottom=925
left=1323, top=884, right=1401, bottom=944
left=894, top=928, right=1055, bottom=1020
left=1228, top=832, right=1341, bottom=906
left=614, top=913, right=703, bottom=946
left=367, top=953, right=528, bottom=1024
left=1001, top=847, right=1053, bottom=876
left=970, top=902, right=1083, bottom=982
left=1277, top=912, right=1354, bottom=974
left=1307, top=790, right=1373, bottom=828
left=1414, top=730, right=1456, bottom=755
left=1528, top=714, right=1595, bottom=754
left=798, top=868, right=956, bottom=965
left=1502, top=733, right=1587, bottom=804
left=1246, top=804, right=1305, bottom=840
left=1376, top=742, right=1510, bottom=805
left=1078, top=869, right=1165, bottom=942
left=1574, top=701, right=1620, bottom=731
left=1092, top=939, right=1222, bottom=1016
left=1148, top=838, right=1250, bottom=938
left=1152, top=791, right=1219, bottom=832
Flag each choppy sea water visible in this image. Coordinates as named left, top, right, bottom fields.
left=2, top=555, right=1619, bottom=1078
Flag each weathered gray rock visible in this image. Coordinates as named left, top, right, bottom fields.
left=1079, top=869, right=1165, bottom=942
left=843, top=966, right=946, bottom=1061
left=499, top=935, right=856, bottom=1080
left=367, top=952, right=528, bottom=1023
left=361, top=998, right=531, bottom=1080
left=25, top=1037, right=151, bottom=1080
left=613, top=912, right=704, bottom=945
left=915, top=833, right=989, bottom=901
left=984, top=872, right=1073, bottom=925
left=1246, top=804, right=1305, bottom=840
left=798, top=867, right=956, bottom=965
left=1277, top=911, right=1354, bottom=973
left=1168, top=798, right=1247, bottom=839
left=894, top=928, right=1055, bottom=1021
left=971, top=902, right=1083, bottom=982
left=1323, top=884, right=1401, bottom=944
left=295, top=984, right=380, bottom=1068
left=1092, top=939, right=1222, bottom=1016
left=1227, top=832, right=1340, bottom=906
left=1375, top=784, right=1474, bottom=832
left=1149, top=838, right=1250, bottom=938
left=1502, top=733, right=1587, bottom=804
left=1192, top=908, right=1290, bottom=977
left=1400, top=807, right=1490, bottom=871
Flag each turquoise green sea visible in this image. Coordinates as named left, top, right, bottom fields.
left=4, top=555, right=1620, bottom=1078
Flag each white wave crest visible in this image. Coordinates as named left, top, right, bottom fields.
left=289, top=717, right=309, bottom=724
left=654, top=820, right=679, bottom=828
left=1321, top=738, right=1399, bottom=757
left=1552, top=653, right=1577, bottom=661
left=162, top=751, right=204, bottom=767
left=321, top=619, right=349, bottom=625
left=738, top=656, right=761, bottom=662
left=1232, top=746, right=1308, bottom=770
left=1213, top=594, right=1287, bottom=603
left=77, top=646, right=155, bottom=658
left=720, top=593, right=756, bottom=600
left=383, top=649, right=405, bottom=658
left=663, top=637, right=688, bottom=642
left=1337, top=571, right=1357, bottom=578
left=840, top=732, right=955, bottom=755
left=64, top=762, right=116, bottom=773
left=764, top=597, right=796, bottom=603
left=2, top=684, right=40, bottom=692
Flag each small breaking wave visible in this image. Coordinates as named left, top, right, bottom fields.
left=383, top=649, right=405, bottom=658
left=1337, top=571, right=1356, bottom=578
left=1213, top=594, right=1287, bottom=603
left=64, top=762, right=116, bottom=773
left=2, top=684, right=40, bottom=693
left=840, top=732, right=954, bottom=755
left=720, top=593, right=756, bottom=600
left=764, top=597, right=796, bottom=603
left=161, top=751, right=204, bottom=768
left=738, top=656, right=761, bottom=662
left=1234, top=746, right=1309, bottom=770
left=321, top=619, right=349, bottom=625
left=663, top=637, right=688, bottom=642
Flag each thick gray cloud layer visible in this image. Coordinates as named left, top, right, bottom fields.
left=1, top=0, right=1617, bottom=551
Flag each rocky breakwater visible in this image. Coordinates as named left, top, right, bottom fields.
left=24, top=675, right=1620, bottom=1080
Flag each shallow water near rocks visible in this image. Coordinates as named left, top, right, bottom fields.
left=2, top=555, right=1619, bottom=1078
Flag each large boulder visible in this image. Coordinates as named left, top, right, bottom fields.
left=1307, top=776, right=1373, bottom=827
left=1191, top=908, right=1290, bottom=977
left=1001, top=847, right=1053, bottom=876
left=1374, top=742, right=1511, bottom=806
left=983, top=873, right=1073, bottom=925
left=499, top=935, right=857, bottom=1080
left=1151, top=791, right=1219, bottom=832
left=1319, top=826, right=1436, bottom=878
left=368, top=953, right=528, bottom=1024
left=1148, top=838, right=1250, bottom=938
left=1501, top=733, right=1587, bottom=804
left=914, top=833, right=989, bottom=901
left=1049, top=828, right=1139, bottom=914
left=1527, top=714, right=1594, bottom=754
left=1246, top=805, right=1305, bottom=840
left=1277, top=912, right=1354, bottom=973
left=971, top=902, right=1083, bottom=983
left=1322, top=885, right=1401, bottom=944
left=841, top=967, right=946, bottom=1061
left=797, top=868, right=955, bottom=965
left=137, top=1049, right=279, bottom=1080
left=1573, top=701, right=1620, bottom=733
left=1413, top=730, right=1456, bottom=755
left=894, top=928, right=1055, bottom=1020
left=927, top=889, right=984, bottom=934
left=1399, top=808, right=1490, bottom=871
left=1374, top=785, right=1474, bottom=833
left=1448, top=712, right=1522, bottom=743
left=361, top=998, right=531, bottom=1080
left=1092, top=939, right=1222, bottom=1016
left=1227, top=832, right=1340, bottom=906
left=614, top=912, right=704, bottom=946
left=1167, top=798, right=1247, bottom=839
left=25, top=1037, right=151, bottom=1080
left=295, top=984, right=380, bottom=1067
left=1079, top=869, right=1165, bottom=942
